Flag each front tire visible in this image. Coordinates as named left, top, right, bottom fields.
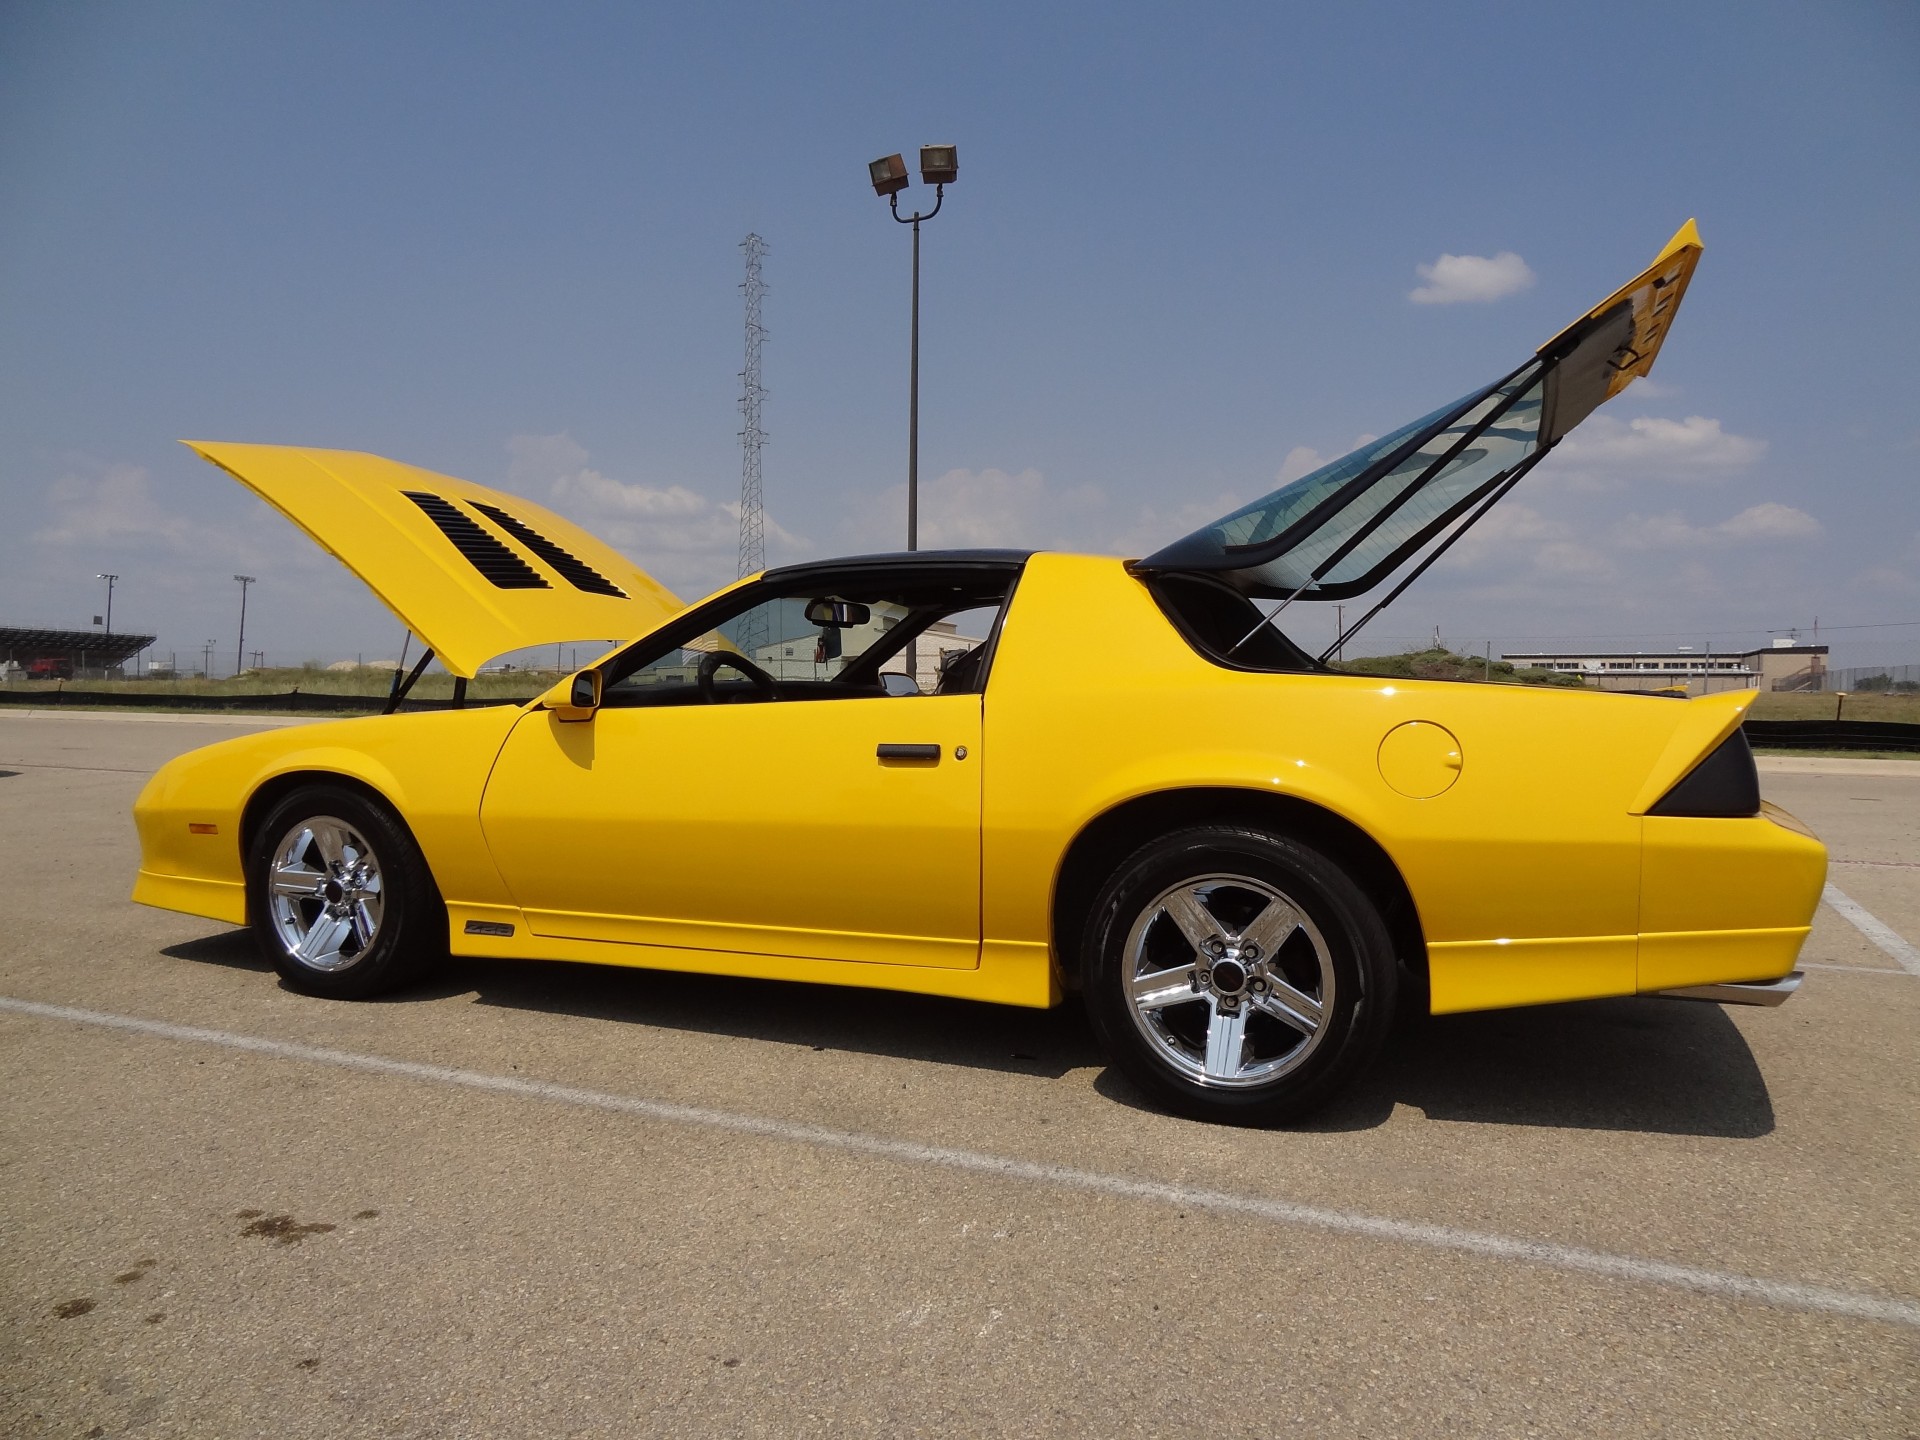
left=1082, top=826, right=1397, bottom=1125
left=247, top=785, right=446, bottom=999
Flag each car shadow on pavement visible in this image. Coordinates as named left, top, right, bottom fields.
left=1091, top=997, right=1775, bottom=1138
left=1296, top=996, right=1774, bottom=1138
left=450, top=957, right=1107, bottom=1080
left=160, top=930, right=271, bottom=971
left=161, top=930, right=1773, bottom=1132
left=161, top=932, right=1104, bottom=1081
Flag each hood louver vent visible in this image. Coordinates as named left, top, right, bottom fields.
left=470, top=501, right=628, bottom=598
left=403, top=492, right=549, bottom=590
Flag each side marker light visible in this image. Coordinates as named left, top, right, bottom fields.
left=188, top=823, right=219, bottom=835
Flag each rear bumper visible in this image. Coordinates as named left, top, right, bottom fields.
left=1654, top=970, right=1803, bottom=1007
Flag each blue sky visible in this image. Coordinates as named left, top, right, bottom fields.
left=3, top=0, right=1916, bottom=671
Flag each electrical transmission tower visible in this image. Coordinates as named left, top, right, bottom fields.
left=735, top=234, right=770, bottom=659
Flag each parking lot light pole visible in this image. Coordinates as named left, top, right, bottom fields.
left=96, top=574, right=117, bottom=637
left=233, top=575, right=255, bottom=677
left=869, top=146, right=958, bottom=688
left=868, top=145, right=958, bottom=556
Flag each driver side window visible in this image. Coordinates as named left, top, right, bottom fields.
left=612, top=594, right=909, bottom=704
left=603, top=571, right=1015, bottom=709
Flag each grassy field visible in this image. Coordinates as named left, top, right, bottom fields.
left=1331, top=648, right=1583, bottom=686
left=0, top=665, right=546, bottom=705
left=1747, top=690, right=1920, bottom=722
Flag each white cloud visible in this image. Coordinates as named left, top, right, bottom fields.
left=844, top=465, right=1256, bottom=560
left=1544, top=414, right=1767, bottom=487
left=34, top=461, right=195, bottom=549
left=1857, top=563, right=1920, bottom=599
left=849, top=466, right=1107, bottom=552
left=507, top=431, right=808, bottom=599
left=1716, top=502, right=1823, bottom=543
left=1274, top=435, right=1377, bottom=485
left=1276, top=445, right=1328, bottom=484
left=1437, top=502, right=1615, bottom=582
left=1103, top=491, right=1246, bottom=558
left=1615, top=502, right=1822, bottom=549
left=1409, top=251, right=1536, bottom=305
left=1618, top=377, right=1678, bottom=401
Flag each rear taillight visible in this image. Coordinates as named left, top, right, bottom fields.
left=1648, top=729, right=1761, bottom=818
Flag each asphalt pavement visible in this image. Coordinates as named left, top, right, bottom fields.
left=2, top=713, right=1915, bottom=1438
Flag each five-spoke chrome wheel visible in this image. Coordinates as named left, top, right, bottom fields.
left=265, top=815, right=385, bottom=972
left=1123, top=873, right=1334, bottom=1088
left=1084, top=825, right=1398, bottom=1125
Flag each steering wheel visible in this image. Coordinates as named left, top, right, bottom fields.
left=696, top=650, right=780, bottom=703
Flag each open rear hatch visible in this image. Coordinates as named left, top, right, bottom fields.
left=1133, top=222, right=1703, bottom=631
left=184, top=442, right=683, bottom=678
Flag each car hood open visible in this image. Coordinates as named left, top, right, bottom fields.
left=184, top=442, right=683, bottom=678
left=1134, top=221, right=1703, bottom=600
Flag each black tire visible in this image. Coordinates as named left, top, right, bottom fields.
left=1082, top=826, right=1397, bottom=1125
left=247, top=784, right=447, bottom=999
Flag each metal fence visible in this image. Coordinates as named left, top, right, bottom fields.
left=1826, top=663, right=1920, bottom=693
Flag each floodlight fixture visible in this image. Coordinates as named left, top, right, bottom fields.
left=918, top=144, right=958, bottom=186
left=868, top=153, right=909, bottom=197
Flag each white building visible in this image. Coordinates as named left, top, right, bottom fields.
left=1501, top=641, right=1828, bottom=694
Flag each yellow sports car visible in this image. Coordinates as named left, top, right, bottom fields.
left=132, top=221, right=1826, bottom=1123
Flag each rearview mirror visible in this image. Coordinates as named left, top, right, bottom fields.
left=805, top=598, right=871, bottom=628
left=542, top=668, right=602, bottom=722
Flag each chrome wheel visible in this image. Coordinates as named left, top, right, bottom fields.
left=265, top=815, right=385, bottom=972
left=1122, top=873, right=1335, bottom=1089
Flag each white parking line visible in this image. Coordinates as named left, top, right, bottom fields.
left=1823, top=884, right=1920, bottom=976
left=4, top=994, right=1917, bottom=1331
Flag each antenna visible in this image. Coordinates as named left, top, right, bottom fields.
left=737, top=236, right=768, bottom=580
left=736, top=234, right=769, bottom=661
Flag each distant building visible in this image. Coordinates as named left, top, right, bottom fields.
left=1501, top=640, right=1828, bottom=694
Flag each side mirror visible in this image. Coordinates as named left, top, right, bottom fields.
left=805, top=597, right=872, bottom=628
left=543, top=668, right=602, bottom=722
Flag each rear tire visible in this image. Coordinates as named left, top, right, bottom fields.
left=247, top=785, right=446, bottom=999
left=1082, top=826, right=1397, bottom=1125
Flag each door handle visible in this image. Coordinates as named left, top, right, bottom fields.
left=876, top=743, right=941, bottom=762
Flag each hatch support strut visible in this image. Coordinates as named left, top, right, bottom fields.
left=1227, top=369, right=1544, bottom=657
left=383, top=648, right=435, bottom=715
left=1317, top=446, right=1554, bottom=664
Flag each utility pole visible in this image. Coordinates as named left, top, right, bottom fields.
left=96, top=574, right=118, bottom=637
left=233, top=575, right=255, bottom=676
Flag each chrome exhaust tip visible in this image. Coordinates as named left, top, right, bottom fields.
left=1653, top=971, right=1803, bottom=1007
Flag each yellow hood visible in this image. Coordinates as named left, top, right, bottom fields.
left=185, top=442, right=681, bottom=678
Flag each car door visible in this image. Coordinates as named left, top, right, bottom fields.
left=478, top=568, right=1010, bottom=970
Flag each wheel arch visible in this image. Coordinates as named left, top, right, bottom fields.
left=1050, top=787, right=1427, bottom=993
left=240, top=769, right=423, bottom=878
